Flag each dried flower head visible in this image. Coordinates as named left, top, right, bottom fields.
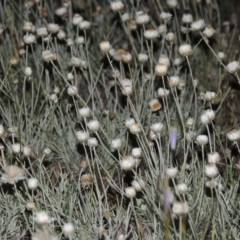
left=1, top=165, right=25, bottom=184
left=191, top=19, right=205, bottom=31
left=149, top=99, right=162, bottom=111
left=81, top=173, right=94, bottom=188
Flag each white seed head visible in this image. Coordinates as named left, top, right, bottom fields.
left=76, top=131, right=89, bottom=143
left=87, top=137, right=98, bottom=147
left=12, top=143, right=21, bottom=154
left=79, top=20, right=91, bottom=30
left=227, top=129, right=240, bottom=142
left=24, top=66, right=32, bottom=77
left=36, top=27, right=48, bottom=37
left=27, top=177, right=38, bottom=190
left=158, top=54, right=170, bottom=67
left=196, top=135, right=208, bottom=146
left=57, top=29, right=67, bottom=40
left=79, top=107, right=90, bottom=118
left=47, top=23, right=60, bottom=33
left=169, top=76, right=180, bottom=87
left=34, top=211, right=50, bottom=225
left=158, top=24, right=167, bottom=35
left=99, top=40, right=111, bottom=53
left=185, top=117, right=194, bottom=128
left=111, top=138, right=122, bottom=150
left=122, top=52, right=132, bottom=63
left=135, top=11, right=150, bottom=25
left=23, top=21, right=34, bottom=32
left=160, top=12, right=172, bottom=21
left=87, top=120, right=100, bottom=132
left=117, top=234, right=125, bottom=240
left=55, top=7, right=67, bottom=17
left=131, top=147, right=142, bottom=158
left=129, top=123, right=141, bottom=134
left=121, top=12, right=130, bottom=22
left=227, top=61, right=239, bottom=73
left=167, top=0, right=178, bottom=8
left=70, top=57, right=83, bottom=67
left=67, top=86, right=78, bottom=96
left=157, top=87, right=170, bottom=97
left=125, top=118, right=135, bottom=128
left=138, top=53, right=148, bottom=63
left=203, top=25, right=216, bottom=38
left=207, top=152, right=220, bottom=164
left=120, top=79, right=133, bottom=96
left=23, top=34, right=36, bottom=44
left=174, top=57, right=183, bottom=66
left=182, top=13, right=193, bottom=24
left=155, top=63, right=168, bottom=76
left=191, top=19, right=206, bottom=31
left=23, top=146, right=32, bottom=157
left=204, top=91, right=216, bottom=102
left=151, top=122, right=164, bottom=133
left=166, top=32, right=175, bottom=43
left=42, top=50, right=56, bottom=62
left=72, top=14, right=83, bottom=25
left=43, top=148, right=51, bottom=155
left=110, top=1, right=124, bottom=12
left=205, top=109, right=215, bottom=121
left=125, top=186, right=136, bottom=198
left=200, top=112, right=211, bottom=125
left=172, top=201, right=189, bottom=216
left=63, top=223, right=75, bottom=237
left=177, top=183, right=188, bottom=194
left=205, top=164, right=219, bottom=178
left=67, top=72, right=74, bottom=81
left=131, top=179, right=145, bottom=192
left=218, top=51, right=225, bottom=60
left=75, top=36, right=85, bottom=45
left=120, top=156, right=136, bottom=171
left=179, top=43, right=192, bottom=56
left=166, top=167, right=178, bottom=178
left=144, top=28, right=158, bottom=39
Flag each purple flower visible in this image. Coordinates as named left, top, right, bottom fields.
left=170, top=127, right=178, bottom=150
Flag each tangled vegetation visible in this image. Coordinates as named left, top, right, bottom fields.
left=0, top=0, right=240, bottom=239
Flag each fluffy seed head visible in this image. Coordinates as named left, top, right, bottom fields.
left=205, top=164, right=219, bottom=178
left=125, top=186, right=136, bottom=198
left=111, top=138, right=122, bottom=150
left=179, top=43, right=192, bottom=56
left=63, top=223, right=75, bottom=237
left=120, top=156, right=136, bottom=171
left=227, top=61, right=239, bottom=73
left=47, top=23, right=60, bottom=33
left=136, top=11, right=150, bottom=25
left=207, top=152, right=220, bottom=164
left=172, top=201, right=189, bottom=216
left=99, top=40, right=111, bottom=53
left=110, top=1, right=124, bottom=12
left=227, top=129, right=240, bottom=142
left=34, top=211, right=50, bottom=225
left=144, top=28, right=158, bottom=39
left=196, top=135, right=208, bottom=146
left=191, top=19, right=205, bottom=31
left=155, top=63, right=168, bottom=76
left=87, top=120, right=100, bottom=132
